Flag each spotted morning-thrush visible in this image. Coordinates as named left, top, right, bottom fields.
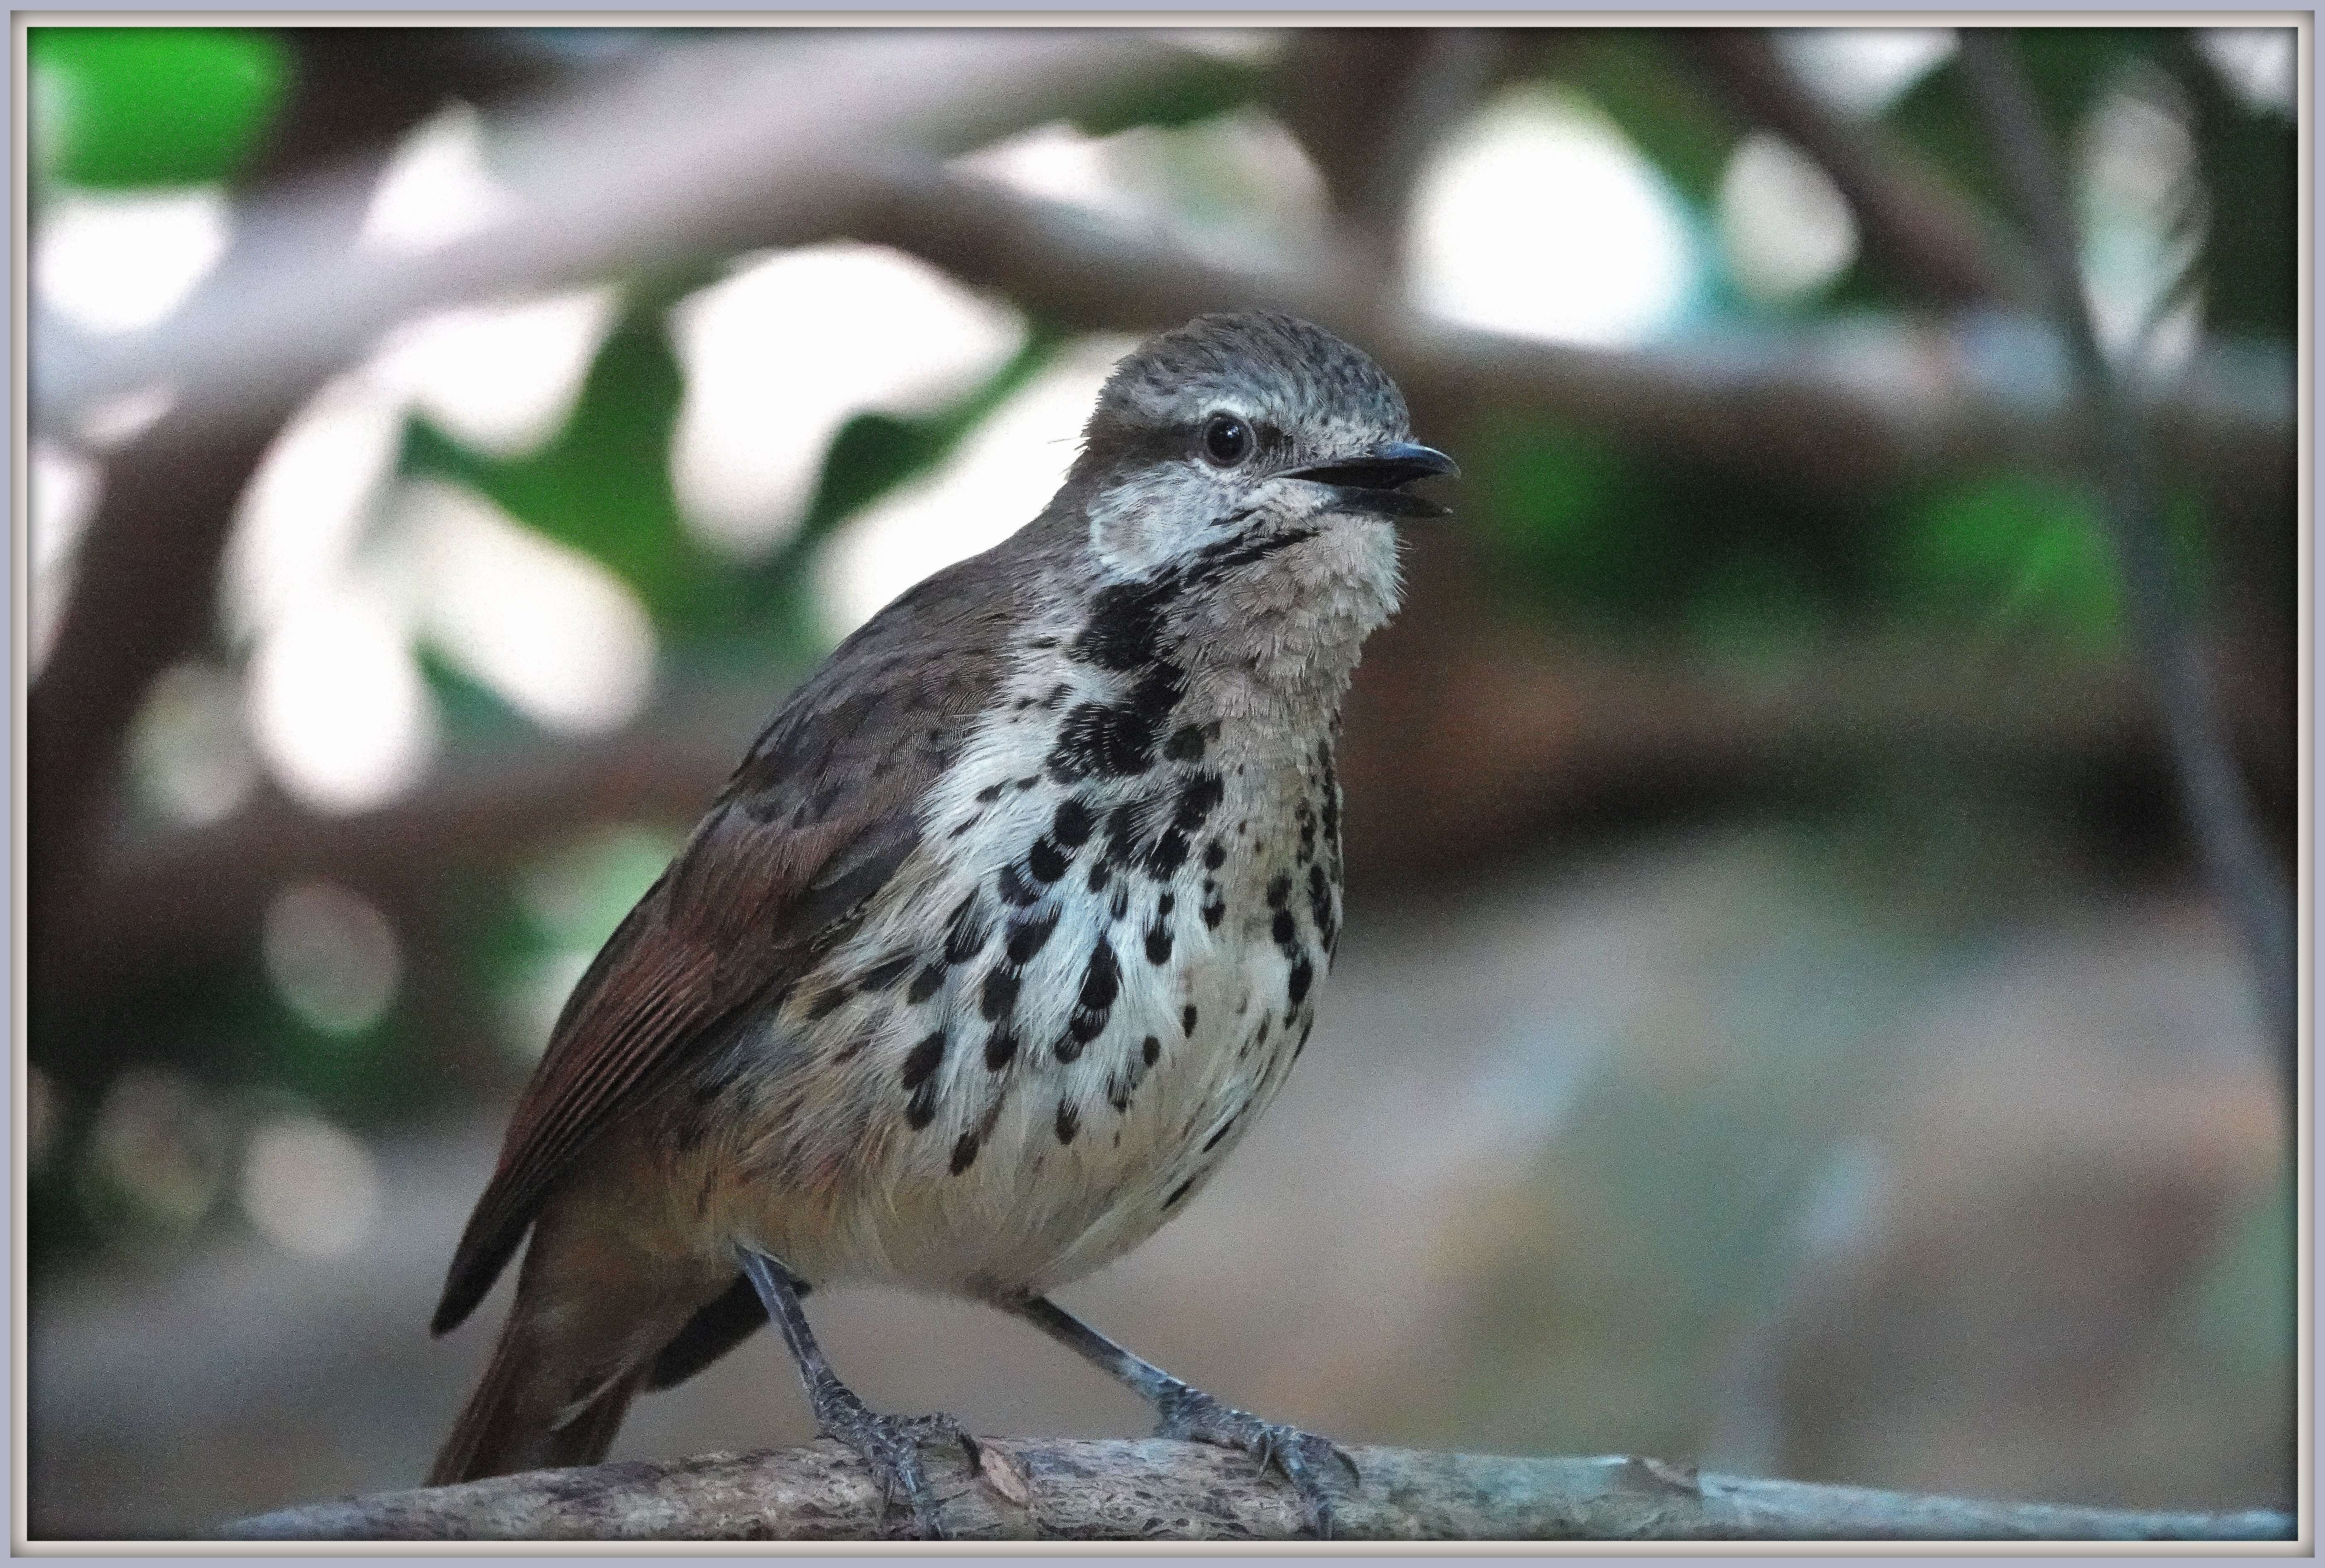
left=427, top=310, right=1457, bottom=1535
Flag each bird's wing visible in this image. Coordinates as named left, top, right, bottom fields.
left=431, top=566, right=1023, bottom=1336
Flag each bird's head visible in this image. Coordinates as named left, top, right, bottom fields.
left=1067, top=310, right=1455, bottom=573
left=1056, top=313, right=1454, bottom=705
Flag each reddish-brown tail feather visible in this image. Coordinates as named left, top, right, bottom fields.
left=427, top=1305, right=644, bottom=1487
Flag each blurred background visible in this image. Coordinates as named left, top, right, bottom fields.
left=23, top=24, right=2298, bottom=1540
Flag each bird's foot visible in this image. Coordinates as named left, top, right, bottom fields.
left=810, top=1381, right=979, bottom=1539
left=1153, top=1382, right=1358, bottom=1537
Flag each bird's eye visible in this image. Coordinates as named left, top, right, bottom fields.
left=1201, top=413, right=1253, bottom=468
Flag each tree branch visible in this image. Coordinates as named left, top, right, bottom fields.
left=39, top=632, right=2286, bottom=1016
left=1956, top=30, right=2297, bottom=1072
left=832, top=162, right=2286, bottom=494
left=219, top=1439, right=2293, bottom=1542
left=1679, top=29, right=2033, bottom=309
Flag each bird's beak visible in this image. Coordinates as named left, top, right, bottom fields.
left=1284, top=441, right=1459, bottom=519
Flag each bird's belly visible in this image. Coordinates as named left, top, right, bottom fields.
left=705, top=712, right=1343, bottom=1297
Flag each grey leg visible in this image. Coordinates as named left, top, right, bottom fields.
left=738, top=1247, right=976, bottom=1539
left=1007, top=1294, right=1358, bottom=1536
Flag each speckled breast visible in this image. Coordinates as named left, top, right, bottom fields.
left=716, top=641, right=1348, bottom=1298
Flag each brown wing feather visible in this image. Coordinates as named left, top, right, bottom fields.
left=432, top=559, right=1031, bottom=1337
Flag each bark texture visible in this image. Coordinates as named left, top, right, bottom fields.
left=223, top=1440, right=2294, bottom=1543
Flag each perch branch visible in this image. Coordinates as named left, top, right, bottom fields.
left=221, top=1439, right=2294, bottom=1543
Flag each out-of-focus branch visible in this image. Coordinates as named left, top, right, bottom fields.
left=1956, top=30, right=2297, bottom=1071
left=221, top=1439, right=2293, bottom=1542
left=43, top=633, right=2286, bottom=1009
left=27, top=30, right=544, bottom=995
left=26, top=29, right=1222, bottom=1003
left=834, top=164, right=2288, bottom=495
left=1272, top=28, right=1506, bottom=257
left=1680, top=29, right=2033, bottom=310
left=31, top=32, right=1214, bottom=436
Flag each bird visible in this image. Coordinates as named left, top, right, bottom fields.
left=426, top=309, right=1457, bottom=1537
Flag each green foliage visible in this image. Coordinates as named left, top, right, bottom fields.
left=1467, top=417, right=1870, bottom=641
left=30, top=27, right=288, bottom=189
left=1890, top=471, right=2124, bottom=647
left=2172, top=39, right=2298, bottom=339
left=1558, top=32, right=1741, bottom=210
left=1070, top=51, right=1257, bottom=137
left=1886, top=471, right=2215, bottom=648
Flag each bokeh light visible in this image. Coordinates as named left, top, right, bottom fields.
left=1405, top=85, right=1700, bottom=348
left=34, top=184, right=231, bottom=334
left=1717, top=132, right=1859, bottom=305
left=261, top=880, right=403, bottom=1038
left=813, top=334, right=1133, bottom=641
left=669, top=243, right=1024, bottom=557
left=237, top=1114, right=382, bottom=1258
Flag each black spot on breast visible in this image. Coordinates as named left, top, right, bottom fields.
left=1006, top=908, right=1060, bottom=965
left=1266, top=874, right=1291, bottom=909
left=1176, top=772, right=1224, bottom=831
left=1109, top=883, right=1131, bottom=923
left=805, top=986, right=848, bottom=1021
left=1144, top=828, right=1189, bottom=879
left=1143, top=1035, right=1161, bottom=1066
left=907, top=1080, right=939, bottom=1128
left=1255, top=1015, right=1270, bottom=1047
left=1203, top=1116, right=1238, bottom=1153
left=1016, top=776, right=1040, bottom=791
left=901, top=1030, right=947, bottom=1089
left=1048, top=660, right=1187, bottom=784
left=859, top=954, right=914, bottom=992
left=984, top=1024, right=1019, bottom=1071
left=1072, top=572, right=1182, bottom=672
left=1163, top=724, right=1205, bottom=762
left=975, top=782, right=1006, bottom=805
left=1145, top=920, right=1173, bottom=965
left=1294, top=1015, right=1316, bottom=1059
left=1163, top=1175, right=1197, bottom=1209
left=1027, top=835, right=1070, bottom=882
left=1087, top=860, right=1112, bottom=894
left=1053, top=797, right=1095, bottom=847
left=1287, top=954, right=1314, bottom=1007
left=1203, top=840, right=1226, bottom=871
left=950, top=1130, right=981, bottom=1174
left=1271, top=909, right=1297, bottom=950
left=1158, top=892, right=1175, bottom=915
left=980, top=967, right=1019, bottom=1022
left=1307, top=863, right=1337, bottom=954
left=945, top=894, right=990, bottom=966
left=1108, top=1076, right=1132, bottom=1113
left=1182, top=1004, right=1198, bottom=1036
left=1060, top=938, right=1119, bottom=1060
left=1202, top=894, right=1225, bottom=929
left=908, top=963, right=945, bottom=1005
left=1055, top=1098, right=1079, bottom=1145
left=996, top=861, right=1040, bottom=908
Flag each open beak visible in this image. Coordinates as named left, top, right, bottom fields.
left=1285, top=441, right=1459, bottom=518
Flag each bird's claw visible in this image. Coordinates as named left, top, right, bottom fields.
left=812, top=1384, right=978, bottom=1539
left=1153, top=1384, right=1358, bottom=1537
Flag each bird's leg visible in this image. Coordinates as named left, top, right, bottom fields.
left=1005, top=1294, right=1358, bottom=1536
left=737, top=1247, right=977, bottom=1539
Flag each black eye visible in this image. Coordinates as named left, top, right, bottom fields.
left=1202, top=413, right=1253, bottom=468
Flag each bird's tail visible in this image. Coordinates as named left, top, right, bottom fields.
left=427, top=1299, right=647, bottom=1487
